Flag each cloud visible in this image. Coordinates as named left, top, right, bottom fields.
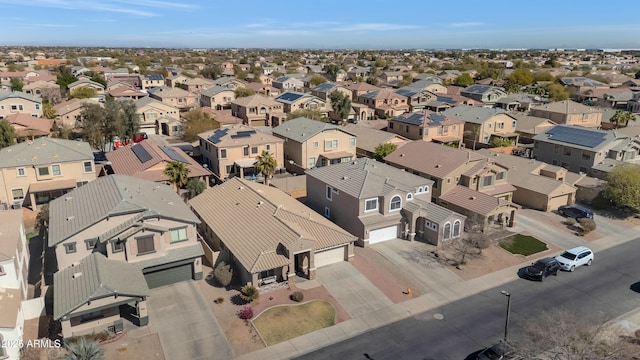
left=449, top=22, right=485, bottom=28
left=33, top=23, right=76, bottom=27
left=256, top=29, right=317, bottom=37
left=334, top=23, right=421, bottom=32
left=111, top=0, right=199, bottom=10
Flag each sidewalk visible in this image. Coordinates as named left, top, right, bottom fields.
left=236, top=218, right=640, bottom=360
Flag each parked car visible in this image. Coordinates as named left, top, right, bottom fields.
left=477, top=342, right=511, bottom=360
left=558, top=205, right=594, bottom=219
left=555, top=246, right=593, bottom=272
left=523, top=257, right=560, bottom=281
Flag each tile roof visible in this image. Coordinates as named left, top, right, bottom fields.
left=6, top=113, right=52, bottom=137
left=148, top=86, right=195, bottom=98
left=510, top=113, right=556, bottom=135
left=531, top=100, right=602, bottom=115
left=403, top=198, right=462, bottom=224
left=391, top=110, right=464, bottom=127
left=272, top=117, right=354, bottom=143
left=53, top=98, right=88, bottom=115
left=442, top=106, right=511, bottom=125
left=0, top=137, right=92, bottom=168
left=199, top=85, right=234, bottom=97
left=231, top=94, right=280, bottom=107
left=439, top=185, right=514, bottom=216
left=342, top=124, right=408, bottom=153
left=0, top=210, right=23, bottom=262
left=359, top=88, right=408, bottom=100
left=189, top=178, right=356, bottom=273
left=0, top=91, right=41, bottom=103
left=53, top=253, right=149, bottom=320
left=48, top=175, right=200, bottom=247
left=199, top=124, right=283, bottom=147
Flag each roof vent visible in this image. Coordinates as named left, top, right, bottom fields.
left=470, top=196, right=476, bottom=200
left=72, top=272, right=82, bottom=279
left=400, top=153, right=405, bottom=157
left=342, top=176, right=349, bottom=180
left=66, top=216, right=75, bottom=221
left=238, top=186, right=245, bottom=190
left=435, top=164, right=441, bottom=168
left=64, top=196, right=72, bottom=201
left=257, top=201, right=263, bottom=208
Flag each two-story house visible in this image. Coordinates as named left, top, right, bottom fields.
left=179, top=77, right=216, bottom=93
left=54, top=98, right=89, bottom=128
left=272, top=76, right=304, bottom=91
left=22, top=80, right=61, bottom=101
left=49, top=175, right=204, bottom=339
left=198, top=125, right=285, bottom=180
left=272, top=117, right=356, bottom=173
left=275, top=92, right=327, bottom=114
left=342, top=124, right=409, bottom=159
left=530, top=100, right=602, bottom=128
left=0, top=210, right=29, bottom=360
left=190, top=178, right=356, bottom=286
left=443, top=106, right=519, bottom=148
left=0, top=92, right=43, bottom=119
left=135, top=97, right=180, bottom=131
left=230, top=94, right=284, bottom=127
left=199, top=86, right=236, bottom=110
left=0, top=138, right=96, bottom=209
left=6, top=113, right=52, bottom=142
left=141, top=74, right=164, bottom=90
left=388, top=110, right=464, bottom=147
left=212, top=77, right=247, bottom=90
left=460, top=85, right=508, bottom=105
left=67, top=79, right=106, bottom=103
left=306, top=158, right=465, bottom=247
left=356, top=89, right=410, bottom=118
left=148, top=86, right=198, bottom=112
left=394, top=86, right=438, bottom=112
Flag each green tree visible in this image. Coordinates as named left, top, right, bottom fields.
left=43, top=103, right=57, bottom=119
left=489, top=137, right=512, bottom=148
left=365, top=77, right=378, bottom=86
left=70, top=87, right=97, bottom=99
left=532, top=71, right=556, bottom=82
left=609, top=110, right=636, bottom=128
left=234, top=87, right=256, bottom=98
left=200, top=65, right=222, bottom=80
left=546, top=83, right=570, bottom=101
left=255, top=150, right=277, bottom=186
left=186, top=178, right=206, bottom=199
left=328, top=91, right=351, bottom=123
left=85, top=71, right=107, bottom=87
left=117, top=99, right=140, bottom=142
left=164, top=161, right=190, bottom=193
left=10, top=78, right=23, bottom=91
left=182, top=109, right=218, bottom=142
left=79, top=103, right=108, bottom=150
left=373, top=143, right=397, bottom=161
left=35, top=204, right=49, bottom=232
left=507, top=68, right=534, bottom=86
left=453, top=73, right=474, bottom=87
left=0, top=120, right=16, bottom=149
left=55, top=65, right=78, bottom=92
left=64, top=337, right=105, bottom=360
left=325, top=64, right=341, bottom=81
left=309, top=74, right=327, bottom=87
left=286, top=108, right=328, bottom=122
left=600, top=166, right=640, bottom=211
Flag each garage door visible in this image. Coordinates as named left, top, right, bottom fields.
left=368, top=225, right=398, bottom=245
left=548, top=194, right=571, bottom=211
left=315, top=246, right=345, bottom=268
left=144, top=263, right=193, bottom=289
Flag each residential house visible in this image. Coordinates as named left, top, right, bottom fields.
left=230, top=94, right=284, bottom=127
left=510, top=113, right=557, bottom=144
left=559, top=77, right=608, bottom=92
left=342, top=124, right=409, bottom=158
left=378, top=71, right=403, bottom=86
left=0, top=210, right=29, bottom=360
left=165, top=74, right=191, bottom=88
left=141, top=74, right=164, bottom=90
left=532, top=124, right=640, bottom=178
left=106, top=73, right=141, bottom=89
left=49, top=175, right=204, bottom=339
left=306, top=158, right=465, bottom=247
left=388, top=110, right=464, bottom=146
left=384, top=141, right=518, bottom=231
left=212, top=77, right=247, bottom=89
left=179, top=77, right=216, bottom=93
left=394, top=86, right=438, bottom=112
left=477, top=149, right=577, bottom=211
left=460, top=85, right=507, bottom=106
left=629, top=92, right=640, bottom=113
left=107, top=85, right=147, bottom=100
left=0, top=92, right=43, bottom=119
left=311, top=83, right=352, bottom=104
left=54, top=98, right=89, bottom=128
left=442, top=106, right=518, bottom=148
left=190, top=178, right=357, bottom=285
left=148, top=87, right=198, bottom=112
left=6, top=113, right=52, bottom=141
left=199, top=86, right=236, bottom=110
left=494, top=93, right=546, bottom=112
left=22, top=80, right=61, bottom=101
left=67, top=79, right=106, bottom=103
left=105, top=140, right=212, bottom=185
left=135, top=97, right=180, bottom=132
left=198, top=124, right=285, bottom=180
left=410, top=79, right=448, bottom=94
left=530, top=100, right=602, bottom=128
left=244, top=83, right=279, bottom=97
left=272, top=76, right=304, bottom=91
left=272, top=117, right=356, bottom=173
left=357, top=89, right=410, bottom=118
left=346, top=66, right=371, bottom=81
left=200, top=108, right=243, bottom=128
left=275, top=91, right=327, bottom=114
left=0, top=138, right=96, bottom=209
left=342, top=82, right=381, bottom=100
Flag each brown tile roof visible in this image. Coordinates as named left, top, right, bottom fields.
left=384, top=141, right=485, bottom=179
left=25, top=75, right=58, bottom=83
left=531, top=100, right=602, bottom=115
left=440, top=185, right=514, bottom=216
left=6, top=113, right=52, bottom=137
left=200, top=107, right=243, bottom=126
left=341, top=82, right=381, bottom=92
left=231, top=94, right=280, bottom=107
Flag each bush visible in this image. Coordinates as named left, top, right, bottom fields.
left=578, top=218, right=597, bottom=233
left=290, top=291, right=304, bottom=302
left=238, top=306, right=253, bottom=320
left=467, top=234, right=491, bottom=250
left=240, top=285, right=259, bottom=302
left=564, top=217, right=576, bottom=226
left=213, top=261, right=233, bottom=287
left=214, top=297, right=224, bottom=304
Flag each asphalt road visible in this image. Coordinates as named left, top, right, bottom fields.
left=296, top=238, right=640, bottom=360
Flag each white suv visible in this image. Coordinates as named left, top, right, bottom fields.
left=555, top=246, right=594, bottom=272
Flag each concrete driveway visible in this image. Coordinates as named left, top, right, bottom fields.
left=142, top=281, right=233, bottom=360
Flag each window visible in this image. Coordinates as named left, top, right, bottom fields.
left=365, top=198, right=378, bottom=212
left=80, top=310, right=104, bottom=323
left=325, top=140, right=333, bottom=149
left=225, top=165, right=233, bottom=174
left=77, top=181, right=88, bottom=187
left=111, top=240, right=124, bottom=253
left=324, top=207, right=331, bottom=218
left=496, top=122, right=504, bottom=130
left=554, top=144, right=561, bottom=153
left=52, top=164, right=61, bottom=176
left=35, top=103, right=40, bottom=110
left=38, top=166, right=49, bottom=176
left=579, top=167, right=588, bottom=174
left=563, top=147, right=571, bottom=156
left=266, top=144, right=271, bottom=151
left=85, top=239, right=97, bottom=250
left=309, top=157, right=316, bottom=167
left=332, top=139, right=338, bottom=148
left=326, top=186, right=333, bottom=201
left=390, top=195, right=402, bottom=211
left=419, top=129, right=423, bottom=136
left=482, top=175, right=494, bottom=187
left=0, top=334, right=6, bottom=357
left=443, top=223, right=452, bottom=240
left=406, top=193, right=413, bottom=201
left=582, top=153, right=590, bottom=161
left=313, top=141, right=319, bottom=149
left=136, top=236, right=155, bottom=255
left=64, top=242, right=77, bottom=254
left=16, top=168, right=25, bottom=177
left=11, top=188, right=24, bottom=201
left=350, top=137, right=356, bottom=147
left=251, top=146, right=258, bottom=154
left=512, top=120, right=516, bottom=128
left=170, top=227, right=188, bottom=243
left=10, top=105, right=17, bottom=111
left=243, top=146, right=249, bottom=156
left=389, top=122, right=394, bottom=129
left=417, top=187, right=423, bottom=193
left=431, top=177, right=438, bottom=189
left=496, top=171, right=506, bottom=180
left=453, top=220, right=461, bottom=238
left=220, top=149, right=227, bottom=159
left=83, top=161, right=92, bottom=173
left=405, top=125, right=409, bottom=133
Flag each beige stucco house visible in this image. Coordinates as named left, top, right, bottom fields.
left=199, top=86, right=236, bottom=110
left=54, top=98, right=90, bottom=128
left=190, top=178, right=357, bottom=286
left=272, top=117, right=357, bottom=173
left=230, top=94, right=285, bottom=127
left=275, top=91, right=327, bottom=114
left=148, top=86, right=198, bottom=112
left=356, top=89, right=410, bottom=118
left=0, top=91, right=43, bottom=119
left=342, top=124, right=409, bottom=159
left=135, top=97, right=180, bottom=132
left=530, top=100, right=602, bottom=128
left=388, top=110, right=464, bottom=146
left=443, top=106, right=519, bottom=148
left=198, top=125, right=285, bottom=180
left=0, top=138, right=96, bottom=209
left=67, top=79, right=106, bottom=103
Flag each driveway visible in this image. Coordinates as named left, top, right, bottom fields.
left=315, top=262, right=393, bottom=318
left=143, top=281, right=233, bottom=360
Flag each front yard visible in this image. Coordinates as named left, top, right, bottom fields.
left=499, top=234, right=548, bottom=256
left=252, top=301, right=335, bottom=345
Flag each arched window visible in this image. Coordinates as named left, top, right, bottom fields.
left=453, top=220, right=461, bottom=238
left=443, top=222, right=452, bottom=240
left=390, top=195, right=402, bottom=211
left=417, top=187, right=423, bottom=193
left=406, top=193, right=413, bottom=201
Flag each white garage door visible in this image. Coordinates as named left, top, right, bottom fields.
left=368, top=225, right=398, bottom=245
left=315, top=246, right=346, bottom=268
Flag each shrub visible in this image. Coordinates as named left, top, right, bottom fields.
left=240, top=285, right=259, bottom=302
left=214, top=297, right=224, bottom=304
left=467, top=234, right=491, bottom=250
left=213, top=261, right=233, bottom=287
left=238, top=306, right=253, bottom=320
left=290, top=291, right=304, bottom=302
left=564, top=217, right=576, bottom=226
left=578, top=218, right=597, bottom=233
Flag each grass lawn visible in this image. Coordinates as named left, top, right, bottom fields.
left=252, top=300, right=335, bottom=346
left=499, top=234, right=548, bottom=256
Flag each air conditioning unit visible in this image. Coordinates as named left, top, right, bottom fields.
left=12, top=203, right=22, bottom=209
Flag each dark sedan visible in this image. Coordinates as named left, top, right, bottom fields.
left=523, top=257, right=560, bottom=281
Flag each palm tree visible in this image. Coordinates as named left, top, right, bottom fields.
left=164, top=161, right=190, bottom=193
left=610, top=110, right=636, bottom=129
left=255, top=150, right=277, bottom=186
left=64, top=337, right=105, bottom=360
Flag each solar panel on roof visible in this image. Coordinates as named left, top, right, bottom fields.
left=546, top=126, right=606, bottom=148
left=160, top=145, right=189, bottom=163
left=231, top=130, right=257, bottom=139
left=277, top=92, right=304, bottom=102
left=208, top=128, right=229, bottom=144
left=132, top=144, right=152, bottom=163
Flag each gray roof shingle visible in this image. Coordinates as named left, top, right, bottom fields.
left=0, top=137, right=93, bottom=168
left=272, top=117, right=354, bottom=143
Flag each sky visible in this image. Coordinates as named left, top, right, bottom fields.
left=1, top=0, right=640, bottom=50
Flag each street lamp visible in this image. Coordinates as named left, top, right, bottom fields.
left=500, top=290, right=512, bottom=343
